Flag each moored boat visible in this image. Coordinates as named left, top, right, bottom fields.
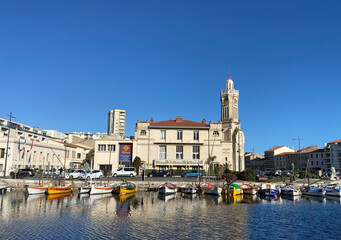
left=90, top=185, right=114, bottom=195
left=258, top=183, right=279, bottom=196
left=179, top=184, right=198, bottom=194
left=280, top=185, right=301, bottom=196
left=158, top=182, right=177, bottom=195
left=241, top=184, right=258, bottom=195
left=26, top=186, right=48, bottom=195
left=222, top=183, right=242, bottom=196
left=300, top=186, right=325, bottom=197
left=324, top=184, right=341, bottom=197
left=118, top=181, right=137, bottom=195
left=200, top=182, right=222, bottom=196
left=79, top=186, right=92, bottom=194
left=47, top=185, right=73, bottom=195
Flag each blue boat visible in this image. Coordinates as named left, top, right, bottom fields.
left=258, top=183, right=279, bottom=196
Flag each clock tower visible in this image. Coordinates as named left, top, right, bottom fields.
left=220, top=74, right=245, bottom=171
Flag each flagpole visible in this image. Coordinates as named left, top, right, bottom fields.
left=3, top=112, right=16, bottom=178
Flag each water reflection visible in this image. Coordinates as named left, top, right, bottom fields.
left=0, top=191, right=340, bottom=240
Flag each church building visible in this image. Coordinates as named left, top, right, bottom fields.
left=93, top=75, right=245, bottom=172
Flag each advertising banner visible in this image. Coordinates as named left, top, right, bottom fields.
left=119, top=144, right=132, bottom=161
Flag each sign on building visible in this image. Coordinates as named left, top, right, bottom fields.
left=119, top=144, right=132, bottom=161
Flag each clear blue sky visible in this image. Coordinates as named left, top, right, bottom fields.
left=1, top=1, right=340, bottom=153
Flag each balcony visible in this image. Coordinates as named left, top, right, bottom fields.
left=155, top=159, right=204, bottom=167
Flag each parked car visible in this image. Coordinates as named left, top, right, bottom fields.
left=83, top=170, right=103, bottom=180
left=148, top=170, right=172, bottom=178
left=275, top=170, right=282, bottom=176
left=112, top=167, right=136, bottom=177
left=69, top=169, right=87, bottom=179
left=281, top=171, right=291, bottom=177
left=10, top=169, right=35, bottom=179
left=181, top=171, right=202, bottom=178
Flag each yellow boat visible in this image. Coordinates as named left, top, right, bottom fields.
left=222, top=183, right=242, bottom=196
left=119, top=181, right=137, bottom=195
left=118, top=192, right=136, bottom=202
left=47, top=183, right=73, bottom=195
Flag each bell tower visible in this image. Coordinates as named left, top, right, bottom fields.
left=220, top=74, right=239, bottom=126
left=220, top=74, right=245, bottom=171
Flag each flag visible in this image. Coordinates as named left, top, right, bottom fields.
left=22, top=140, right=26, bottom=159
left=30, top=140, right=34, bottom=150
left=28, top=140, right=34, bottom=164
left=18, top=140, right=20, bottom=151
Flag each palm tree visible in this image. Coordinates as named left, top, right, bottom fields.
left=206, top=155, right=216, bottom=178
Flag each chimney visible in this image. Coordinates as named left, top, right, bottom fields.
left=176, top=116, right=183, bottom=122
left=202, top=118, right=206, bottom=124
left=150, top=117, right=154, bottom=123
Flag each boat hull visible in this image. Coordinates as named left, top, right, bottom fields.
left=222, top=188, right=242, bottom=196
left=180, top=188, right=197, bottom=194
left=79, top=186, right=91, bottom=194
left=158, top=183, right=176, bottom=195
left=47, top=187, right=72, bottom=195
left=242, top=188, right=257, bottom=195
left=120, top=187, right=137, bottom=195
left=258, top=189, right=279, bottom=196
left=26, top=187, right=47, bottom=195
left=90, top=186, right=114, bottom=195
left=281, top=190, right=300, bottom=196
left=325, top=189, right=341, bottom=197
left=202, top=187, right=222, bottom=196
left=301, top=188, right=325, bottom=197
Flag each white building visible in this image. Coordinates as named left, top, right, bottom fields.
left=108, top=109, right=126, bottom=137
left=94, top=75, right=245, bottom=172
left=0, top=117, right=90, bottom=176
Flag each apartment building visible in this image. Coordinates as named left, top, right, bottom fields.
left=108, top=109, right=126, bottom=137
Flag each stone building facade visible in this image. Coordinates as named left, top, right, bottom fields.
left=93, top=75, right=245, bottom=172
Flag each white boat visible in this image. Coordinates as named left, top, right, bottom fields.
left=179, top=184, right=197, bottom=194
left=26, top=186, right=48, bottom=195
left=158, top=182, right=177, bottom=195
left=324, top=184, right=341, bottom=197
left=300, top=186, right=325, bottom=197
left=280, top=185, right=301, bottom=196
left=79, top=186, right=92, bottom=194
left=90, top=185, right=114, bottom=195
left=200, top=182, right=222, bottom=196
left=241, top=184, right=258, bottom=195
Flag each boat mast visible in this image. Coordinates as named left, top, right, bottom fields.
left=108, top=149, right=111, bottom=186
left=42, top=156, right=44, bottom=186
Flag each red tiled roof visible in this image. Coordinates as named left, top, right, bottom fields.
left=329, top=139, right=341, bottom=144
left=276, top=152, right=297, bottom=156
left=265, top=146, right=283, bottom=152
left=150, top=118, right=209, bottom=128
left=298, top=146, right=321, bottom=153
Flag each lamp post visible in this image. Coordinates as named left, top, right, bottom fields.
left=3, top=112, right=15, bottom=178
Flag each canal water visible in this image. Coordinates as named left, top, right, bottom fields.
left=0, top=191, right=340, bottom=240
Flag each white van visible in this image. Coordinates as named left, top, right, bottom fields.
left=112, top=167, right=136, bottom=177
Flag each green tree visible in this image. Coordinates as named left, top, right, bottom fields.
left=133, top=156, right=142, bottom=175
left=85, top=149, right=94, bottom=169
left=206, top=155, right=216, bottom=177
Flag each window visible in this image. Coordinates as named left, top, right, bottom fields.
left=311, top=161, right=313, bottom=166
left=0, top=148, right=5, bottom=158
left=213, top=131, right=219, bottom=136
left=108, top=145, right=115, bottom=151
left=161, top=130, right=166, bottom=141
left=321, top=154, right=323, bottom=158
left=159, top=145, right=166, bottom=159
left=176, top=146, right=183, bottom=159
left=310, top=154, right=313, bottom=158
left=316, top=161, right=319, bottom=166
left=177, top=131, right=183, bottom=141
left=193, top=146, right=200, bottom=159
left=77, top=153, right=81, bottom=159
left=322, top=161, right=324, bottom=165
left=316, top=154, right=318, bottom=158
left=98, top=144, right=106, bottom=151
left=140, top=130, right=146, bottom=135
left=194, top=131, right=199, bottom=141
left=72, top=151, right=76, bottom=159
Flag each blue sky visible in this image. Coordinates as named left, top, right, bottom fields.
left=1, top=1, right=340, bottom=153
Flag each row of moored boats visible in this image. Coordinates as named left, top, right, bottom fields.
left=157, top=181, right=341, bottom=198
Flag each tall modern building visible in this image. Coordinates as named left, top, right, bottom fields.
left=108, top=109, right=126, bottom=137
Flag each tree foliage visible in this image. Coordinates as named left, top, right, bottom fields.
left=133, top=156, right=142, bottom=175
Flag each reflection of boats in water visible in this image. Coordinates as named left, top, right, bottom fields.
left=281, top=194, right=301, bottom=202
left=259, top=195, right=280, bottom=203
left=180, top=193, right=197, bottom=200
left=242, top=194, right=259, bottom=204
left=46, top=193, right=72, bottom=201
left=89, top=193, right=113, bottom=204
left=203, top=194, right=222, bottom=205
left=301, top=195, right=326, bottom=204
left=116, top=193, right=136, bottom=217
left=223, top=195, right=242, bottom=204
left=26, top=194, right=46, bottom=203
left=158, top=193, right=176, bottom=202
left=326, top=196, right=341, bottom=204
